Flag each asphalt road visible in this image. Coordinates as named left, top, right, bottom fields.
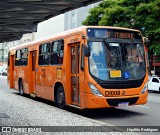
left=83, top=93, right=160, bottom=125
left=0, top=75, right=160, bottom=134
left=0, top=76, right=11, bottom=92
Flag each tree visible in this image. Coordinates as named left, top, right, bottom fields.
left=82, top=0, right=160, bottom=57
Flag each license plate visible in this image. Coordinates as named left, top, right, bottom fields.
left=118, top=102, right=129, bottom=107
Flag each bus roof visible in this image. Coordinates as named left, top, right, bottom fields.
left=9, top=26, right=141, bottom=51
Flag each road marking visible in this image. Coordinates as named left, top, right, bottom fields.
left=137, top=105, right=150, bottom=108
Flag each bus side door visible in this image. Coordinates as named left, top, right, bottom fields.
left=29, top=50, right=37, bottom=94
left=70, top=42, right=85, bottom=106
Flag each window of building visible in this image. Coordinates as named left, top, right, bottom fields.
left=38, top=43, right=50, bottom=65
left=51, top=39, right=64, bottom=65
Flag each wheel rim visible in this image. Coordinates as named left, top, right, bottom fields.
left=57, top=92, right=65, bottom=108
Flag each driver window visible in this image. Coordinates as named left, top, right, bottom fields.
left=91, top=42, right=104, bottom=68
left=89, top=41, right=108, bottom=80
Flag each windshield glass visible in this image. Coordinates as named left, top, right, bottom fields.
left=88, top=40, right=146, bottom=81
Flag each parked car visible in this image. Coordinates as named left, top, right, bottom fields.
left=0, top=66, right=5, bottom=75
left=148, top=76, right=160, bottom=92
left=0, top=64, right=7, bottom=76
left=2, top=68, right=7, bottom=76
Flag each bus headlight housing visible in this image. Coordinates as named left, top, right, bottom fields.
left=141, top=83, right=148, bottom=94
left=88, top=83, right=103, bottom=97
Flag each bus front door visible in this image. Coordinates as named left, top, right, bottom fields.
left=71, top=44, right=80, bottom=105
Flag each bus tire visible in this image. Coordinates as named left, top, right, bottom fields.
left=19, top=80, right=24, bottom=96
left=55, top=86, right=66, bottom=109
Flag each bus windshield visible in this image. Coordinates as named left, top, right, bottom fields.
left=88, top=40, right=146, bottom=81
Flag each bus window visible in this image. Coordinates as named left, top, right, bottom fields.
left=51, top=39, right=64, bottom=65
left=21, top=48, right=28, bottom=66
left=15, top=50, right=21, bottom=66
left=38, top=43, right=50, bottom=65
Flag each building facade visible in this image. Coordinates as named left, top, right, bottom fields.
left=64, top=3, right=98, bottom=30
left=35, top=2, right=99, bottom=40
left=0, top=43, right=5, bottom=62
left=35, top=14, right=64, bottom=40
left=0, top=33, right=35, bottom=62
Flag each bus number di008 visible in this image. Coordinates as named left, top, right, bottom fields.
left=105, top=91, right=120, bottom=96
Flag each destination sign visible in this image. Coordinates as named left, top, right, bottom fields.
left=87, top=28, right=142, bottom=39
left=106, top=32, right=134, bottom=39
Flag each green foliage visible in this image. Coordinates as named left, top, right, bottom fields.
left=82, top=0, right=160, bottom=58
left=82, top=7, right=104, bottom=26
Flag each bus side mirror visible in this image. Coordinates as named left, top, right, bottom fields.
left=143, top=37, right=150, bottom=46
left=84, top=45, right=90, bottom=57
left=81, top=44, right=90, bottom=70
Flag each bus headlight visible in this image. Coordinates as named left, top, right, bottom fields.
left=141, top=83, right=148, bottom=94
left=88, top=83, right=103, bottom=97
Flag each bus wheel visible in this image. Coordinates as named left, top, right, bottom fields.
left=19, top=80, right=24, bottom=96
left=56, top=86, right=66, bottom=109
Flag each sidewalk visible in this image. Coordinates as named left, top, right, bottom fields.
left=0, top=89, right=137, bottom=134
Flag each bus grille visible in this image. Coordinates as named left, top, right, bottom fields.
left=106, top=97, right=139, bottom=106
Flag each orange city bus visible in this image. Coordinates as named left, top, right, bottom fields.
left=7, top=26, right=148, bottom=109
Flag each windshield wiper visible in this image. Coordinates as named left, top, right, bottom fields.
left=103, top=39, right=111, bottom=51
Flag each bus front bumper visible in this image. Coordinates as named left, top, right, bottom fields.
left=84, top=91, right=148, bottom=109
